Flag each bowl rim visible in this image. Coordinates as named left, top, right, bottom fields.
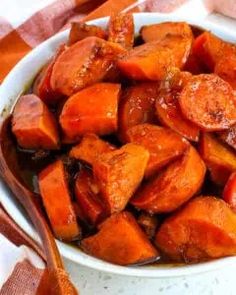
left=1, top=12, right=236, bottom=278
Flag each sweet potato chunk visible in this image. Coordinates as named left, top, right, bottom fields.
left=118, top=82, right=160, bottom=142
left=117, top=42, right=176, bottom=81
left=156, top=90, right=200, bottom=142
left=51, top=37, right=126, bottom=96
left=179, top=74, right=236, bottom=131
left=126, top=124, right=189, bottom=178
left=33, top=45, right=65, bottom=104
left=155, top=196, right=236, bottom=262
left=12, top=94, right=59, bottom=150
left=117, top=33, right=193, bottom=81
left=141, top=22, right=193, bottom=69
left=93, top=143, right=149, bottom=213
left=161, top=36, right=193, bottom=70
left=218, top=124, right=236, bottom=151
left=75, top=168, right=105, bottom=225
left=81, top=211, right=159, bottom=265
left=223, top=172, right=236, bottom=212
left=215, top=53, right=236, bottom=89
left=108, top=13, right=134, bottom=49
left=60, top=83, right=120, bottom=141
left=68, top=22, right=107, bottom=45
left=132, top=146, right=206, bottom=213
left=69, top=133, right=115, bottom=166
left=140, top=22, right=193, bottom=43
left=199, top=133, right=236, bottom=185
left=38, top=160, right=80, bottom=241
left=193, top=32, right=234, bottom=71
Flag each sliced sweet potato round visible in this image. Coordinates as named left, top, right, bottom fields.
left=131, top=146, right=206, bottom=213
left=126, top=123, right=189, bottom=178
left=179, top=74, right=236, bottom=131
left=51, top=36, right=126, bottom=96
left=60, top=83, right=120, bottom=141
left=81, top=211, right=159, bottom=265
left=118, top=82, right=160, bottom=142
left=155, top=196, right=236, bottom=262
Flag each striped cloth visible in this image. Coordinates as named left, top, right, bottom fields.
left=0, top=0, right=236, bottom=294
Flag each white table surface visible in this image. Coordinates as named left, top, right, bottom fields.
left=64, top=258, right=236, bottom=295
left=63, top=12, right=236, bottom=295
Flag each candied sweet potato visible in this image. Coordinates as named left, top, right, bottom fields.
left=140, top=22, right=193, bottom=43
left=33, top=45, right=65, bottom=104
left=12, top=94, right=59, bottom=150
left=132, top=146, right=206, bottom=213
left=126, top=124, right=189, bottom=178
left=69, top=133, right=115, bottom=166
left=155, top=196, right=236, bottom=262
left=51, top=36, right=126, bottom=96
left=68, top=22, right=107, bottom=45
left=38, top=160, right=80, bottom=241
left=108, top=13, right=134, bottom=49
left=199, top=133, right=236, bottom=185
left=193, top=32, right=234, bottom=71
left=141, top=22, right=193, bottom=69
left=60, top=83, right=120, bottom=141
left=161, top=36, right=192, bottom=70
left=179, top=74, right=236, bottom=131
left=218, top=124, right=236, bottom=151
left=156, top=89, right=200, bottom=142
left=93, top=143, right=149, bottom=213
left=75, top=168, right=105, bottom=225
left=117, top=41, right=176, bottom=81
left=117, top=34, right=192, bottom=81
left=215, top=53, right=236, bottom=90
left=223, top=172, right=236, bottom=212
left=118, top=82, right=160, bottom=142
left=81, top=211, right=159, bottom=265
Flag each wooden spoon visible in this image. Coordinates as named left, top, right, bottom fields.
left=0, top=116, right=78, bottom=295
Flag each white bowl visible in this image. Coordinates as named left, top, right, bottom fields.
left=1, top=13, right=236, bottom=278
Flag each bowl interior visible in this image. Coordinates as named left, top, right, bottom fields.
left=1, top=12, right=236, bottom=278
